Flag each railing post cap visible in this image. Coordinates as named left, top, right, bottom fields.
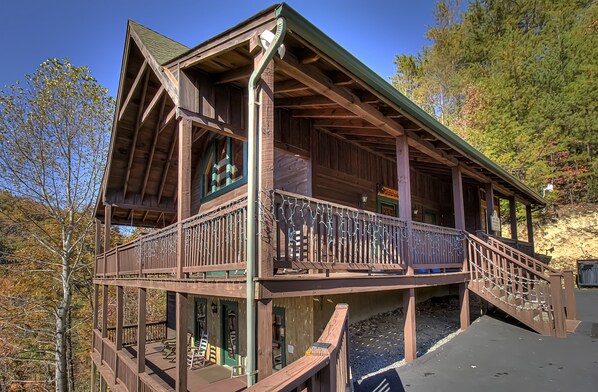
left=335, top=303, right=349, bottom=310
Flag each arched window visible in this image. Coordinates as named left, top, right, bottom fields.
left=201, top=136, right=247, bottom=201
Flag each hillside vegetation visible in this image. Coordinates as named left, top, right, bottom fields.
left=393, top=0, right=597, bottom=204
left=536, top=203, right=598, bottom=272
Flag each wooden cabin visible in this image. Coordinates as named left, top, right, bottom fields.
left=90, top=4, right=578, bottom=391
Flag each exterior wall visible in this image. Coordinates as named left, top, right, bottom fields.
left=311, top=128, right=454, bottom=224
left=272, top=296, right=314, bottom=364
left=274, top=151, right=312, bottom=196
left=186, top=295, right=247, bottom=367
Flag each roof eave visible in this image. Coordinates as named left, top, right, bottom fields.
left=275, top=3, right=545, bottom=206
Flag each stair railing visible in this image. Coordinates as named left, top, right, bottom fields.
left=467, top=234, right=566, bottom=337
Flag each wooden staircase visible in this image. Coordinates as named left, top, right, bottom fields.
left=466, top=234, right=577, bottom=337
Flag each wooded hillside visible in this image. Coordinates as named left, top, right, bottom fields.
left=393, top=0, right=597, bottom=204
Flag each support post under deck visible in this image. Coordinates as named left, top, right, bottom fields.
left=403, top=288, right=416, bottom=362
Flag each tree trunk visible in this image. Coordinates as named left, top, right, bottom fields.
left=55, top=254, right=71, bottom=392
left=67, top=308, right=75, bottom=391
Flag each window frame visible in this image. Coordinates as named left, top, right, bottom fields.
left=200, top=136, right=248, bottom=203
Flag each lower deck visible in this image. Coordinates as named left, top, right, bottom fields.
left=91, top=340, right=246, bottom=392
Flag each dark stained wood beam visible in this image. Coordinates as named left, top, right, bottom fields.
left=301, top=54, right=320, bottom=64
left=276, top=53, right=405, bottom=136
left=176, top=15, right=277, bottom=69
left=328, top=71, right=354, bottom=86
left=118, top=60, right=147, bottom=121
left=177, top=107, right=246, bottom=140
left=292, top=108, right=359, bottom=118
left=312, top=119, right=379, bottom=129
left=214, top=65, right=252, bottom=84
left=129, top=27, right=179, bottom=105
left=332, top=128, right=391, bottom=137
left=157, top=129, right=178, bottom=204
left=159, top=108, right=176, bottom=134
left=123, top=69, right=150, bottom=199
left=105, top=201, right=176, bottom=214
left=140, top=94, right=167, bottom=202
left=274, top=79, right=310, bottom=94
left=140, top=85, right=165, bottom=126
left=316, top=126, right=394, bottom=163
left=275, top=95, right=337, bottom=108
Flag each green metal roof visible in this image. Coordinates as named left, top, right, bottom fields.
left=129, top=20, right=189, bottom=65
left=275, top=3, right=545, bottom=206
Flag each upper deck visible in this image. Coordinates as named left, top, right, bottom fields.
left=94, top=189, right=471, bottom=297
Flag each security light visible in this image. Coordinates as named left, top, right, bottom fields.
left=260, top=29, right=286, bottom=58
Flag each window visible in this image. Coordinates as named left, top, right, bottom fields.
left=202, top=136, right=246, bottom=200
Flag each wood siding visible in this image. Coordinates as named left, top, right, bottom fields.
left=274, top=152, right=311, bottom=196
left=311, top=128, right=454, bottom=225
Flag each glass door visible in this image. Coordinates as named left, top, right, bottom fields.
left=221, top=301, right=238, bottom=367
left=194, top=298, right=207, bottom=340
left=272, top=307, right=286, bottom=370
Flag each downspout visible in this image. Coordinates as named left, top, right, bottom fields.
left=246, top=16, right=286, bottom=386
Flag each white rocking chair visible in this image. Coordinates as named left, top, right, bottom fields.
left=187, top=333, right=208, bottom=369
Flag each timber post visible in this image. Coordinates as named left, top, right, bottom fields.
left=403, top=287, right=417, bottom=362
left=175, top=117, right=192, bottom=392
left=526, top=204, right=534, bottom=253
left=396, top=134, right=413, bottom=275
left=115, top=286, right=124, bottom=384
left=485, top=183, right=494, bottom=235
left=95, top=219, right=101, bottom=276
left=549, top=273, right=567, bottom=337
left=509, top=196, right=517, bottom=240
left=452, top=166, right=470, bottom=329
left=100, top=285, right=108, bottom=363
left=104, top=205, right=111, bottom=277
left=137, top=287, right=147, bottom=391
left=563, top=270, right=577, bottom=321
left=255, top=43, right=276, bottom=380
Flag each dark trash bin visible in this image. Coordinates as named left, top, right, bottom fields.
left=577, top=259, right=598, bottom=287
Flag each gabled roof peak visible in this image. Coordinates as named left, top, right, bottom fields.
left=128, top=20, right=189, bottom=65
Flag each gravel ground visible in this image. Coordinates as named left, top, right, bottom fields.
left=350, top=295, right=481, bottom=383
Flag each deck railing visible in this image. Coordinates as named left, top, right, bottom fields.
left=273, top=190, right=408, bottom=271
left=105, top=321, right=167, bottom=346
left=410, top=221, right=465, bottom=269
left=92, top=322, right=170, bottom=392
left=183, top=196, right=247, bottom=273
left=248, top=303, right=351, bottom=391
left=96, top=190, right=467, bottom=278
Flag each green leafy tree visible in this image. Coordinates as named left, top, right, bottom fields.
left=393, top=0, right=597, bottom=203
left=0, top=59, right=114, bottom=391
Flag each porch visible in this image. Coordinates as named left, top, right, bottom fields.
left=92, top=326, right=246, bottom=392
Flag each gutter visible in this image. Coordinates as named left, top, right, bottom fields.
left=246, top=16, right=286, bottom=387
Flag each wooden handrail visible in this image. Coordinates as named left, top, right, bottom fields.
left=248, top=304, right=351, bottom=391
left=467, top=233, right=568, bottom=336
left=485, top=235, right=560, bottom=275
left=468, top=234, right=550, bottom=281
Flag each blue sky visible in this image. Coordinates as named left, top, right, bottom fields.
left=0, top=0, right=453, bottom=96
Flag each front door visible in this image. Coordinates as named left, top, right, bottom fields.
left=272, top=307, right=286, bottom=370
left=194, top=298, right=207, bottom=340
left=221, top=301, right=238, bottom=367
